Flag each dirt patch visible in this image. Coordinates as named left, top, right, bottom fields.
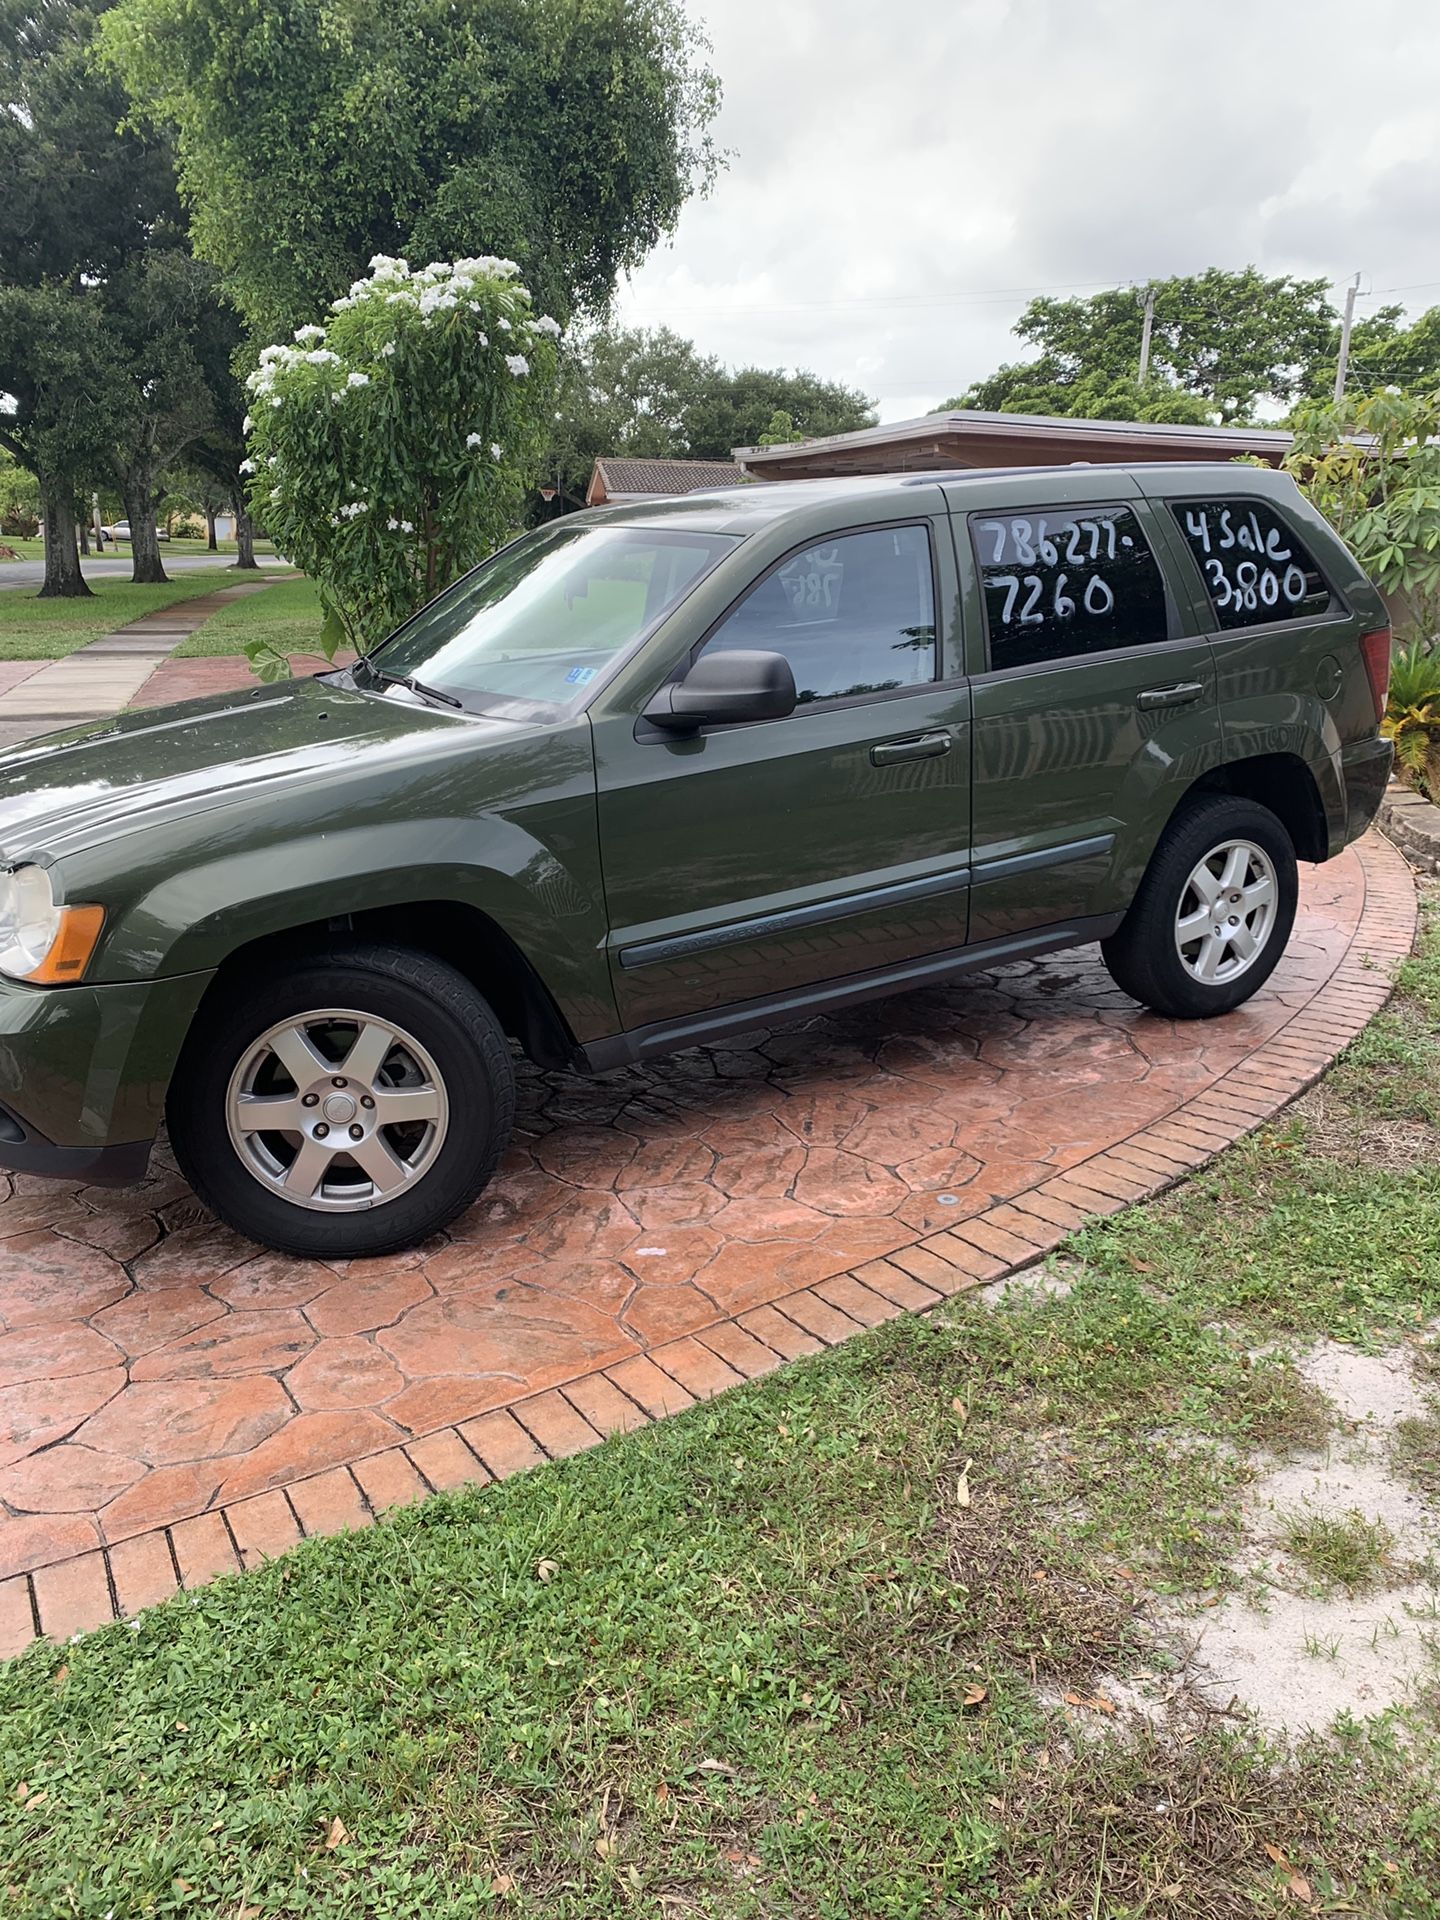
left=1155, top=1337, right=1440, bottom=1736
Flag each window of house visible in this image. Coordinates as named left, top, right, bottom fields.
left=698, top=523, right=937, bottom=704
left=970, top=504, right=1169, bottom=671
left=1170, top=498, right=1331, bottom=628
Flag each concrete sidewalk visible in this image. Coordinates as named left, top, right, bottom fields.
left=0, top=579, right=276, bottom=750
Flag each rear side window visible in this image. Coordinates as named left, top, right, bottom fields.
left=970, top=504, right=1169, bottom=671
left=1171, top=499, right=1331, bottom=629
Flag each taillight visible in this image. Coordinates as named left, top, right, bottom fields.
left=1359, top=626, right=1392, bottom=722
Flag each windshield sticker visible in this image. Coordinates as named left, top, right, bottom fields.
left=564, top=665, right=598, bottom=685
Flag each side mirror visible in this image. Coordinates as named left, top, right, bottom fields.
left=645, top=649, right=797, bottom=731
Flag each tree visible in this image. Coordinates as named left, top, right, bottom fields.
left=99, top=0, right=722, bottom=342
left=1343, top=304, right=1440, bottom=397
left=1283, top=387, right=1440, bottom=642
left=547, top=324, right=875, bottom=500
left=934, top=369, right=1212, bottom=426
left=244, top=254, right=559, bottom=671
left=953, top=270, right=1339, bottom=425
left=0, top=449, right=41, bottom=535
left=684, top=364, right=876, bottom=457
left=1, top=0, right=241, bottom=589
left=0, top=286, right=120, bottom=595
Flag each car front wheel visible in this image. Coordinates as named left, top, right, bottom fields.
left=1100, top=795, right=1299, bottom=1019
left=169, top=944, right=516, bottom=1257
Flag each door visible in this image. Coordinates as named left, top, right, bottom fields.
left=592, top=520, right=973, bottom=1032
left=958, top=495, right=1223, bottom=944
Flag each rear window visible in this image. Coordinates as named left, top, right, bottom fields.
left=970, top=504, right=1169, bottom=670
left=1170, top=499, right=1331, bottom=629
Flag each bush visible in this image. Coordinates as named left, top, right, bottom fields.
left=241, top=254, right=559, bottom=674
left=1386, top=639, right=1440, bottom=799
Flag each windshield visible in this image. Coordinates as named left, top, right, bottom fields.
left=366, top=522, right=738, bottom=721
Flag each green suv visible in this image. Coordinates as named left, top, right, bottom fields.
left=0, top=465, right=1393, bottom=1256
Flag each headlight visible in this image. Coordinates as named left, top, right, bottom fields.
left=0, top=866, right=104, bottom=984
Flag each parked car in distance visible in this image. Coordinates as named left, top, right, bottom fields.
left=101, top=522, right=169, bottom=541
left=0, top=465, right=1392, bottom=1255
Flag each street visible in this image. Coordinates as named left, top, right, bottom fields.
left=0, top=552, right=288, bottom=591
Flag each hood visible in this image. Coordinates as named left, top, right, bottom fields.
left=0, top=675, right=482, bottom=865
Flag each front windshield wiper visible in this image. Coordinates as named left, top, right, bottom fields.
left=356, top=657, right=462, bottom=710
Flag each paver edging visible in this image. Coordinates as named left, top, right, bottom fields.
left=0, top=830, right=1419, bottom=1655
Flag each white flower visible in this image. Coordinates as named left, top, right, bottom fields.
left=242, top=413, right=253, bottom=434
left=271, top=395, right=283, bottom=408
left=491, top=443, right=503, bottom=460
left=304, top=349, right=339, bottom=367
left=293, top=324, right=325, bottom=344
left=380, top=341, right=395, bottom=357
left=270, top=486, right=283, bottom=503
left=465, top=433, right=484, bottom=449
left=476, top=331, right=488, bottom=347
left=238, top=458, right=255, bottom=476
left=386, top=517, right=415, bottom=533
left=346, top=371, right=369, bottom=389
left=330, top=391, right=342, bottom=405
left=505, top=354, right=529, bottom=378
left=386, top=291, right=417, bottom=307
left=531, top=315, right=561, bottom=338
left=338, top=500, right=368, bottom=519
left=498, top=317, right=512, bottom=332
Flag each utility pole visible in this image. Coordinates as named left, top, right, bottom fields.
left=1334, top=272, right=1362, bottom=404
left=1138, top=287, right=1156, bottom=384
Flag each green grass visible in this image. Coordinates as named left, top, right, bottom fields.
left=0, top=570, right=247, bottom=659
left=3, top=899, right=1438, bottom=1916
left=173, top=573, right=320, bottom=657
left=1282, top=1509, right=1397, bottom=1594
left=2, top=1307, right=1436, bottom=1919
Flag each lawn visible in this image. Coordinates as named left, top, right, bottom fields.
left=2, top=894, right=1437, bottom=1918
left=0, top=538, right=278, bottom=563
left=0, top=570, right=249, bottom=659
left=173, top=572, right=322, bottom=656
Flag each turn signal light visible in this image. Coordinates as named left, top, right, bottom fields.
left=23, top=905, right=106, bottom=984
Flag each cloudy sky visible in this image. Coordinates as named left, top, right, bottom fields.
left=614, top=0, right=1440, bottom=422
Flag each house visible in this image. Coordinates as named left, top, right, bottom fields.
left=732, top=407, right=1296, bottom=481
left=585, top=456, right=739, bottom=506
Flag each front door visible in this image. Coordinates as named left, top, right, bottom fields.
left=592, top=519, right=973, bottom=1033
left=956, top=492, right=1223, bottom=944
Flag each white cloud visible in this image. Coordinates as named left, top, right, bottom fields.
left=615, top=0, right=1440, bottom=420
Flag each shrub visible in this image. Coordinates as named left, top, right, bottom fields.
left=1385, top=639, right=1440, bottom=799
left=242, top=254, right=559, bottom=675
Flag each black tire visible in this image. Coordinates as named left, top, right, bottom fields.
left=168, top=944, right=516, bottom=1258
left=1101, top=795, right=1299, bottom=1019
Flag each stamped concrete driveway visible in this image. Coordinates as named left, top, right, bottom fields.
left=0, top=834, right=1417, bottom=1647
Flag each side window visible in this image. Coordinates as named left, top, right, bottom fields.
left=1171, top=498, right=1331, bottom=629
left=970, top=504, right=1169, bottom=671
left=699, top=524, right=937, bottom=705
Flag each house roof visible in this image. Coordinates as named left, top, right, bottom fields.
left=733, top=408, right=1297, bottom=478
left=588, top=456, right=739, bottom=502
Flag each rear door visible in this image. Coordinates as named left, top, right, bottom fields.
left=590, top=509, right=973, bottom=1033
left=951, top=478, right=1224, bottom=945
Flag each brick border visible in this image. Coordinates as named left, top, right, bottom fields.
left=1379, top=779, right=1440, bottom=876
left=0, top=832, right=1417, bottom=1656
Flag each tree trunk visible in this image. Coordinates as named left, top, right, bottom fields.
left=78, top=518, right=90, bottom=555
left=124, top=474, right=168, bottom=584
left=205, top=503, right=217, bottom=551
left=37, top=488, right=91, bottom=598
left=233, top=499, right=259, bottom=570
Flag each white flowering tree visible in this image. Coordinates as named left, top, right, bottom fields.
left=241, top=254, right=560, bottom=676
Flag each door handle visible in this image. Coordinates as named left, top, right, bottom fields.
left=1136, top=681, right=1206, bottom=712
left=870, top=730, right=952, bottom=767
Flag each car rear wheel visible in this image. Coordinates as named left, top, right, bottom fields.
left=1100, top=795, right=1299, bottom=1019
left=169, top=944, right=516, bottom=1257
